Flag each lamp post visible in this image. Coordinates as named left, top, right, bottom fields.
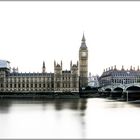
left=127, top=90, right=128, bottom=102
left=123, top=79, right=128, bottom=102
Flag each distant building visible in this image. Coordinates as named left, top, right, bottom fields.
left=99, top=65, right=140, bottom=88
left=88, top=73, right=99, bottom=87
left=0, top=34, right=88, bottom=93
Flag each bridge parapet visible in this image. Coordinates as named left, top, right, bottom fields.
left=100, top=83, right=140, bottom=92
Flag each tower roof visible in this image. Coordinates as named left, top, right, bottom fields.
left=82, top=33, right=86, bottom=42
left=80, top=33, right=87, bottom=48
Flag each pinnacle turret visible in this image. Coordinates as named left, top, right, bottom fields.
left=43, top=61, right=45, bottom=68
left=42, top=61, right=46, bottom=73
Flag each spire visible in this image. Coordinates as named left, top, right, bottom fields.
left=43, top=61, right=45, bottom=68
left=42, top=61, right=46, bottom=73
left=70, top=60, right=72, bottom=68
left=80, top=33, right=87, bottom=48
left=82, top=33, right=86, bottom=43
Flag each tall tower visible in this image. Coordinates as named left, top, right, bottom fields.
left=79, top=33, right=88, bottom=89
left=54, top=60, right=62, bottom=91
left=70, top=61, right=79, bottom=91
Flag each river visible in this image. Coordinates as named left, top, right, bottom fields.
left=0, top=98, right=140, bottom=139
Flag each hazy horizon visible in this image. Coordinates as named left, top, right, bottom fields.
left=0, top=1, right=140, bottom=76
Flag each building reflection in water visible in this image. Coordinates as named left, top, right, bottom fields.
left=53, top=98, right=87, bottom=138
left=1, top=98, right=140, bottom=138
left=0, top=99, right=11, bottom=113
left=41, top=98, right=87, bottom=138
left=49, top=98, right=87, bottom=138
left=0, top=98, right=87, bottom=138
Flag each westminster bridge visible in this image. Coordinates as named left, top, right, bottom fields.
left=98, top=83, right=140, bottom=100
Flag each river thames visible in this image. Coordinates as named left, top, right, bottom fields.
left=0, top=98, right=140, bottom=139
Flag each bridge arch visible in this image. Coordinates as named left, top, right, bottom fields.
left=126, top=85, right=140, bottom=91
left=113, top=87, right=123, bottom=92
left=105, top=88, right=112, bottom=92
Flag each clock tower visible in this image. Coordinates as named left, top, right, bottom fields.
left=79, top=33, right=88, bottom=89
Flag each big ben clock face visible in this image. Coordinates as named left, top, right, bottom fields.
left=82, top=52, right=86, bottom=57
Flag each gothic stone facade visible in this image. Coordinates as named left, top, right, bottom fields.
left=79, top=34, right=88, bottom=88
left=0, top=34, right=88, bottom=92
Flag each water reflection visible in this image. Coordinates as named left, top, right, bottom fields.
left=0, top=99, right=87, bottom=111
left=0, top=100, right=11, bottom=113
left=0, top=98, right=87, bottom=138
left=0, top=98, right=140, bottom=138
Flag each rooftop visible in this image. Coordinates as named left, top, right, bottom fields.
left=0, top=60, right=10, bottom=69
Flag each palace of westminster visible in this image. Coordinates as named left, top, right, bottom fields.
left=0, top=34, right=88, bottom=92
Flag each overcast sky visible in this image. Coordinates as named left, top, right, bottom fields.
left=0, top=1, right=140, bottom=76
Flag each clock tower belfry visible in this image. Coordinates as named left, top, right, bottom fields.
left=79, top=33, right=88, bottom=89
